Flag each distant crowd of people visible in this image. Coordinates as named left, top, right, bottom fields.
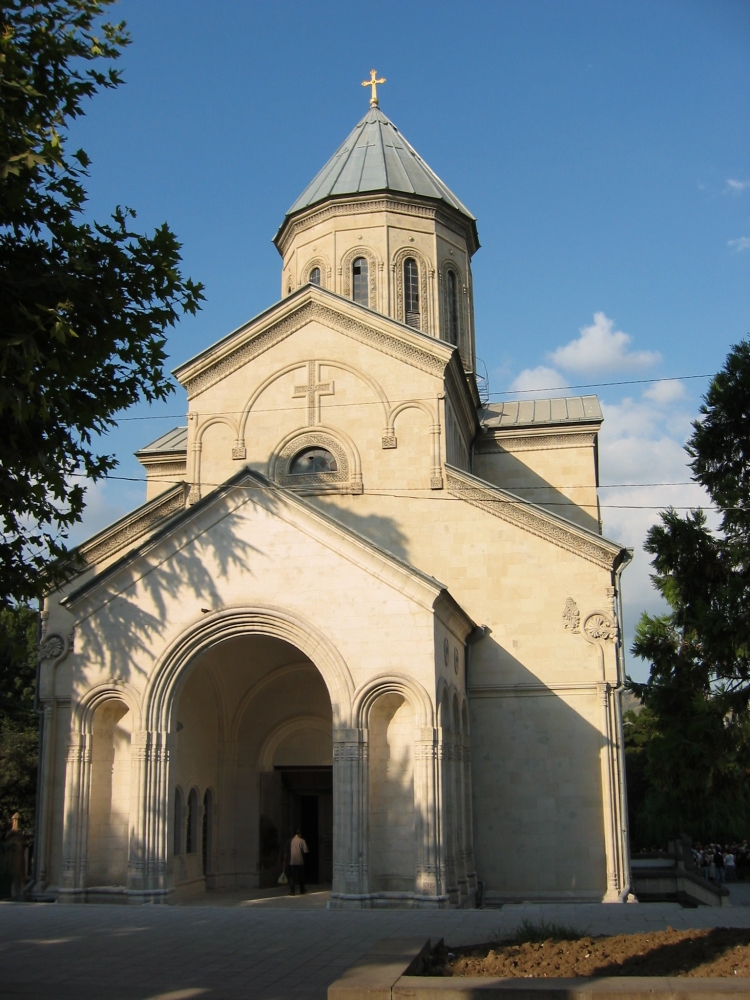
left=693, top=841, right=748, bottom=884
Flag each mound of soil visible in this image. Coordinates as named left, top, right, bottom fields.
left=423, top=927, right=750, bottom=978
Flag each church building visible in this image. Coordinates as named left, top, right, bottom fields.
left=34, top=76, right=632, bottom=907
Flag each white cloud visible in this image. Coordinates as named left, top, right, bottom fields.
left=642, top=379, right=686, bottom=404
left=597, top=392, right=710, bottom=681
left=728, top=236, right=750, bottom=252
left=508, top=365, right=569, bottom=398
left=548, top=312, right=661, bottom=375
left=726, top=178, right=750, bottom=194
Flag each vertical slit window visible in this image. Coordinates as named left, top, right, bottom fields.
left=447, top=270, right=459, bottom=345
left=352, top=257, right=369, bottom=306
left=404, top=258, right=420, bottom=328
left=186, top=788, right=198, bottom=854
left=309, top=266, right=321, bottom=286
left=174, top=789, right=183, bottom=857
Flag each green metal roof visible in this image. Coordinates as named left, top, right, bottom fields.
left=285, top=107, right=475, bottom=222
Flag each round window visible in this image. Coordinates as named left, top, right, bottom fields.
left=290, top=447, right=338, bottom=475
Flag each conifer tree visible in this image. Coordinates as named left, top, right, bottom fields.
left=626, top=340, right=750, bottom=845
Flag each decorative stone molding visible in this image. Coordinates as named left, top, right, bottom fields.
left=430, top=474, right=444, bottom=490
left=80, top=484, right=188, bottom=567
left=179, top=299, right=449, bottom=400
left=562, top=598, right=580, bottom=634
left=381, top=432, right=397, bottom=449
left=273, top=430, right=363, bottom=494
left=275, top=194, right=477, bottom=257
left=231, top=445, right=247, bottom=461
left=445, top=466, right=622, bottom=570
left=475, top=431, right=598, bottom=454
left=187, top=483, right=201, bottom=505
left=341, top=246, right=379, bottom=308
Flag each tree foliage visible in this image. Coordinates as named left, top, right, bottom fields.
left=626, top=340, right=750, bottom=846
left=0, top=604, right=38, bottom=832
left=0, top=1, right=203, bottom=606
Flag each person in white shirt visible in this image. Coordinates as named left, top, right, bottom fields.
left=724, top=850, right=736, bottom=883
left=285, top=829, right=309, bottom=895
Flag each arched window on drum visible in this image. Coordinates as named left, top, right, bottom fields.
left=404, top=257, right=420, bottom=329
left=446, top=269, right=459, bottom=346
left=352, top=257, right=369, bottom=307
left=309, top=266, right=321, bottom=286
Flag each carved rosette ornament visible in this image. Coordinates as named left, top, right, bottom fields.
left=38, top=631, right=72, bottom=663
left=583, top=613, right=618, bottom=643
left=562, top=598, right=580, bottom=634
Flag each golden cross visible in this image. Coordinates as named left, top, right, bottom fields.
left=362, top=69, right=386, bottom=107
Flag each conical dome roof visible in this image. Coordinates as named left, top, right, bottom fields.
left=285, top=107, right=475, bottom=222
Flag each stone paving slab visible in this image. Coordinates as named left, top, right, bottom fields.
left=1, top=901, right=750, bottom=1000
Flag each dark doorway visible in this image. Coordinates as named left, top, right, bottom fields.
left=299, top=795, right=319, bottom=882
left=258, top=766, right=332, bottom=887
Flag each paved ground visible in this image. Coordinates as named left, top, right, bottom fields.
left=2, top=884, right=750, bottom=1000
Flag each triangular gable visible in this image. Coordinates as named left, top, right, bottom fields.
left=63, top=468, right=473, bottom=631
left=173, top=284, right=462, bottom=401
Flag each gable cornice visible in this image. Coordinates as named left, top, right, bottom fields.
left=174, top=288, right=455, bottom=400
left=77, top=483, right=188, bottom=571
left=445, top=466, right=623, bottom=570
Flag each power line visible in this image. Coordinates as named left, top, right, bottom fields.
left=488, top=373, right=714, bottom=396
left=69, top=471, right=717, bottom=510
left=109, top=372, right=715, bottom=422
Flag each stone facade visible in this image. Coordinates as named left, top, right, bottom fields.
left=32, top=103, right=632, bottom=908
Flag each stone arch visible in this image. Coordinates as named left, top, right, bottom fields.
left=74, top=682, right=141, bottom=735
left=353, top=673, right=434, bottom=729
left=341, top=246, right=380, bottom=310
left=301, top=255, right=331, bottom=289
left=258, top=715, right=331, bottom=771
left=85, top=695, right=134, bottom=888
left=195, top=414, right=240, bottom=446
left=386, top=400, right=442, bottom=489
left=236, top=359, right=390, bottom=456
left=392, top=246, right=431, bottom=333
left=144, top=605, right=354, bottom=733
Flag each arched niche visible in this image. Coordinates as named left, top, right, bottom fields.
left=87, top=698, right=132, bottom=887
left=367, top=691, right=417, bottom=893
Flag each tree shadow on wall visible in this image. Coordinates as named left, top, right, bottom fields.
left=74, top=481, right=268, bottom=684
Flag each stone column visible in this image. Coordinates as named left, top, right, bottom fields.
left=59, top=731, right=90, bottom=898
left=331, top=727, right=368, bottom=904
left=127, top=730, right=171, bottom=900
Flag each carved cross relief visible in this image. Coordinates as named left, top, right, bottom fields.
left=293, top=362, right=334, bottom=425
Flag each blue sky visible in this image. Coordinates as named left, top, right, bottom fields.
left=67, top=0, right=750, bottom=677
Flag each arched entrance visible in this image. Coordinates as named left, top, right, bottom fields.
left=169, top=634, right=333, bottom=897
